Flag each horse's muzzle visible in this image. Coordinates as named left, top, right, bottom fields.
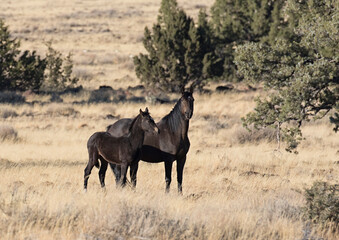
left=185, top=111, right=193, bottom=120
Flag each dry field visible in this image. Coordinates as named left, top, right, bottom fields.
left=0, top=1, right=338, bottom=240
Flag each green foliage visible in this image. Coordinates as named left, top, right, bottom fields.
left=13, top=51, right=46, bottom=91
left=0, top=19, right=46, bottom=91
left=134, top=0, right=222, bottom=92
left=42, top=41, right=78, bottom=91
left=235, top=0, right=339, bottom=151
left=0, top=19, right=78, bottom=92
left=0, top=19, right=20, bottom=90
left=210, top=0, right=287, bottom=82
left=303, top=181, right=339, bottom=229
left=211, top=0, right=274, bottom=43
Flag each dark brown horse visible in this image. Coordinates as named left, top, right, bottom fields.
left=84, top=108, right=159, bottom=191
left=105, top=88, right=194, bottom=193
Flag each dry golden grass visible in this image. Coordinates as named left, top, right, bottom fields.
left=0, top=1, right=338, bottom=240
left=0, top=92, right=338, bottom=240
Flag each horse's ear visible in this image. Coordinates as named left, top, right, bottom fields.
left=139, top=108, right=143, bottom=115
left=189, top=82, right=194, bottom=93
left=145, top=107, right=149, bottom=113
left=180, top=85, right=185, bottom=94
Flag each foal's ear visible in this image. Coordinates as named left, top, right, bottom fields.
left=139, top=108, right=143, bottom=115
left=145, top=107, right=149, bottom=113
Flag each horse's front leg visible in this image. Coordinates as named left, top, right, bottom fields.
left=164, top=159, right=173, bottom=193
left=98, top=156, right=108, bottom=188
left=130, top=161, right=139, bottom=188
left=119, top=163, right=128, bottom=188
left=177, top=156, right=186, bottom=194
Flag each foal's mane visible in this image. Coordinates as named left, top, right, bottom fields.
left=162, top=98, right=184, bottom=133
left=128, top=114, right=141, bottom=134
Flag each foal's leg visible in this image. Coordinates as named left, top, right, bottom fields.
left=176, top=156, right=186, bottom=194
left=130, top=161, right=139, bottom=188
left=98, top=156, right=108, bottom=188
left=84, top=149, right=98, bottom=191
left=164, top=160, right=173, bottom=193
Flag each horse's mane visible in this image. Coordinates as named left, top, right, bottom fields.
left=128, top=114, right=141, bottom=134
left=106, top=124, right=113, bottom=132
left=162, top=99, right=183, bottom=133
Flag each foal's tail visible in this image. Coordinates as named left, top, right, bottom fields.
left=88, top=145, right=100, bottom=169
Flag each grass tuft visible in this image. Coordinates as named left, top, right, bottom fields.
left=0, top=91, right=25, bottom=103
left=45, top=105, right=80, bottom=117
left=0, top=125, right=19, bottom=142
left=232, top=125, right=277, bottom=145
left=0, top=108, right=18, bottom=118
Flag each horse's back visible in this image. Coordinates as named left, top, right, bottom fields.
left=87, top=131, right=105, bottom=148
left=107, top=118, right=133, bottom=137
left=107, top=115, right=189, bottom=162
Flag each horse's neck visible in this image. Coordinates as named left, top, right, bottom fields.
left=128, top=118, right=145, bottom=148
left=166, top=113, right=189, bottom=139
left=181, top=119, right=189, bottom=139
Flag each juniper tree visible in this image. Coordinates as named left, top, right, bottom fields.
left=42, top=41, right=78, bottom=91
left=210, top=0, right=287, bottom=82
left=0, top=19, right=20, bottom=90
left=13, top=50, right=46, bottom=91
left=235, top=0, right=339, bottom=152
left=0, top=19, right=46, bottom=91
left=134, top=0, right=222, bottom=92
left=0, top=19, right=79, bottom=92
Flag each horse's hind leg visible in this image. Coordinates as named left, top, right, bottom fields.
left=110, top=163, right=121, bottom=187
left=84, top=148, right=98, bottom=191
left=98, top=156, right=108, bottom=188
